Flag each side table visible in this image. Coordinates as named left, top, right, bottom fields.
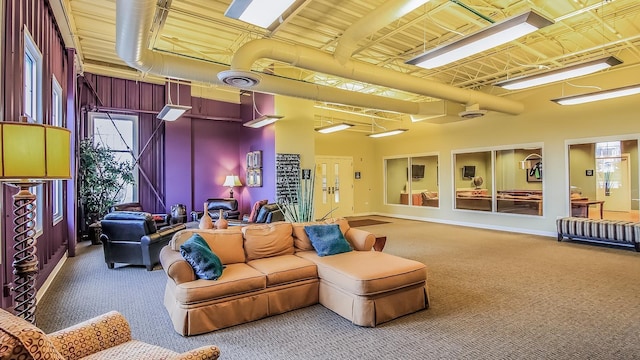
left=88, top=221, right=102, bottom=245
left=373, top=235, right=387, bottom=252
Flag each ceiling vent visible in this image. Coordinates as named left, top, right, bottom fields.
left=217, top=70, right=261, bottom=87
left=458, top=104, right=487, bottom=119
left=458, top=109, right=487, bottom=119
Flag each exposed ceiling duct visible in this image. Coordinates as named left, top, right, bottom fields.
left=116, top=0, right=523, bottom=119
left=115, top=0, right=456, bottom=117
left=219, top=39, right=524, bottom=115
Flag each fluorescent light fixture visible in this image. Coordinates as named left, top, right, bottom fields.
left=551, top=84, right=640, bottom=105
left=315, top=123, right=354, bottom=134
left=367, top=129, right=408, bottom=138
left=495, top=56, right=622, bottom=90
left=243, top=115, right=283, bottom=128
left=406, top=10, right=553, bottom=69
left=224, top=0, right=296, bottom=28
left=157, top=104, right=191, bottom=121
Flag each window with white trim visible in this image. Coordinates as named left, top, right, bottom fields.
left=52, top=76, right=64, bottom=224
left=24, top=29, right=44, bottom=235
left=89, top=113, right=139, bottom=203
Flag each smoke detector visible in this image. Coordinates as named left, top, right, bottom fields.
left=458, top=109, right=487, bottom=119
left=217, top=70, right=261, bottom=87
left=458, top=103, right=487, bottom=119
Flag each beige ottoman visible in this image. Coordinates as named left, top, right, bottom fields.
left=296, top=250, right=429, bottom=326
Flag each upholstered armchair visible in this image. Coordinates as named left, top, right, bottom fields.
left=236, top=200, right=285, bottom=225
left=0, top=308, right=220, bottom=359
left=110, top=201, right=171, bottom=228
left=99, top=211, right=186, bottom=270
left=190, top=198, right=240, bottom=221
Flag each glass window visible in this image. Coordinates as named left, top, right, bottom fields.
left=24, top=30, right=44, bottom=234
left=454, top=151, right=492, bottom=212
left=385, top=157, right=409, bottom=205
left=89, top=113, right=139, bottom=203
left=52, top=77, right=64, bottom=224
left=569, top=139, right=638, bottom=221
left=495, top=148, right=543, bottom=216
left=385, top=154, right=439, bottom=207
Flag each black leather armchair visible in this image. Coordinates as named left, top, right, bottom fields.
left=99, top=211, right=186, bottom=271
left=190, top=198, right=240, bottom=221
left=110, top=202, right=170, bottom=228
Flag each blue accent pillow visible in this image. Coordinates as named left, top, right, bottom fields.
left=304, top=224, right=352, bottom=257
left=180, top=233, right=224, bottom=280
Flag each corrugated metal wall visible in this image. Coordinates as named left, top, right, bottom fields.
left=1, top=0, right=70, bottom=309
left=78, top=73, right=167, bottom=214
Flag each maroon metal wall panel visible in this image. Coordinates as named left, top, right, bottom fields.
left=78, top=74, right=167, bottom=214
left=1, top=0, right=70, bottom=310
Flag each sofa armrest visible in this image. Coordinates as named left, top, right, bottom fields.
left=48, top=311, right=132, bottom=360
left=345, top=228, right=375, bottom=251
left=160, top=245, right=196, bottom=284
left=141, top=224, right=187, bottom=246
left=174, top=345, right=221, bottom=360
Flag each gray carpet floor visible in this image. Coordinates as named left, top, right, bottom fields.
left=37, top=217, right=640, bottom=359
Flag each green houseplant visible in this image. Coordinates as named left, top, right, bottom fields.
left=78, top=138, right=135, bottom=227
left=277, top=169, right=334, bottom=222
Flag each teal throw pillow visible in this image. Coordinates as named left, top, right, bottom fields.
left=180, top=233, right=224, bottom=280
left=304, top=224, right=352, bottom=257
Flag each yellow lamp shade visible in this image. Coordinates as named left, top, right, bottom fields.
left=0, top=122, right=71, bottom=180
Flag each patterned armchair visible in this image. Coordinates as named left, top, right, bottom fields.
left=0, top=308, right=220, bottom=359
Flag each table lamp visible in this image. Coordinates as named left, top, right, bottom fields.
left=0, top=121, right=71, bottom=324
left=223, top=175, right=242, bottom=198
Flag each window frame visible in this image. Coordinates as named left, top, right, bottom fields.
left=88, top=112, right=139, bottom=203
left=24, top=28, right=44, bottom=236
left=51, top=75, right=64, bottom=225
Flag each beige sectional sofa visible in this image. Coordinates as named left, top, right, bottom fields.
left=159, top=218, right=429, bottom=336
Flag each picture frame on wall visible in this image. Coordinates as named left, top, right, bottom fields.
left=247, top=169, right=255, bottom=186
left=253, top=150, right=262, bottom=168
left=526, top=161, right=543, bottom=182
left=253, top=169, right=262, bottom=187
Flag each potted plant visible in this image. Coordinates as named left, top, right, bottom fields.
left=78, top=138, right=135, bottom=239
left=277, top=169, right=334, bottom=222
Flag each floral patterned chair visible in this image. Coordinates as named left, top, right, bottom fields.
left=0, top=308, right=220, bottom=359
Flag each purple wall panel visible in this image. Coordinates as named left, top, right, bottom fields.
left=192, top=119, right=244, bottom=211
left=236, top=93, right=277, bottom=215
left=1, top=0, right=70, bottom=309
left=164, top=116, right=194, bottom=213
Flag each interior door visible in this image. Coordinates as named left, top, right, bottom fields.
left=314, top=156, right=354, bottom=219
left=596, top=153, right=631, bottom=212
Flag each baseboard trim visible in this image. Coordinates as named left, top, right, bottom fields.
left=36, top=251, right=68, bottom=304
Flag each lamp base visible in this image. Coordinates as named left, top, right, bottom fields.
left=11, top=182, right=40, bottom=324
left=229, top=189, right=234, bottom=198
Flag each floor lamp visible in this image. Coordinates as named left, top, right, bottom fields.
left=0, top=121, right=71, bottom=324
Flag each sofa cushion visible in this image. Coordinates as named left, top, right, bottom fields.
left=174, top=263, right=266, bottom=304
left=242, top=222, right=294, bottom=261
left=247, top=255, right=318, bottom=287
left=180, top=234, right=225, bottom=280
left=171, top=228, right=245, bottom=264
left=304, top=224, right=352, bottom=256
left=296, top=251, right=426, bottom=296
left=292, top=218, right=351, bottom=251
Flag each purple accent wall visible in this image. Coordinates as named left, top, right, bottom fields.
left=237, top=93, right=277, bottom=215
left=1, top=0, right=70, bottom=309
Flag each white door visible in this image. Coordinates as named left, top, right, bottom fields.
left=314, top=156, right=354, bottom=219
left=596, top=154, right=631, bottom=212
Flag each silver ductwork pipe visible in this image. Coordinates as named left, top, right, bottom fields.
left=115, top=0, right=450, bottom=116
left=334, top=0, right=431, bottom=63
left=221, top=39, right=524, bottom=115
left=116, top=0, right=522, bottom=116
